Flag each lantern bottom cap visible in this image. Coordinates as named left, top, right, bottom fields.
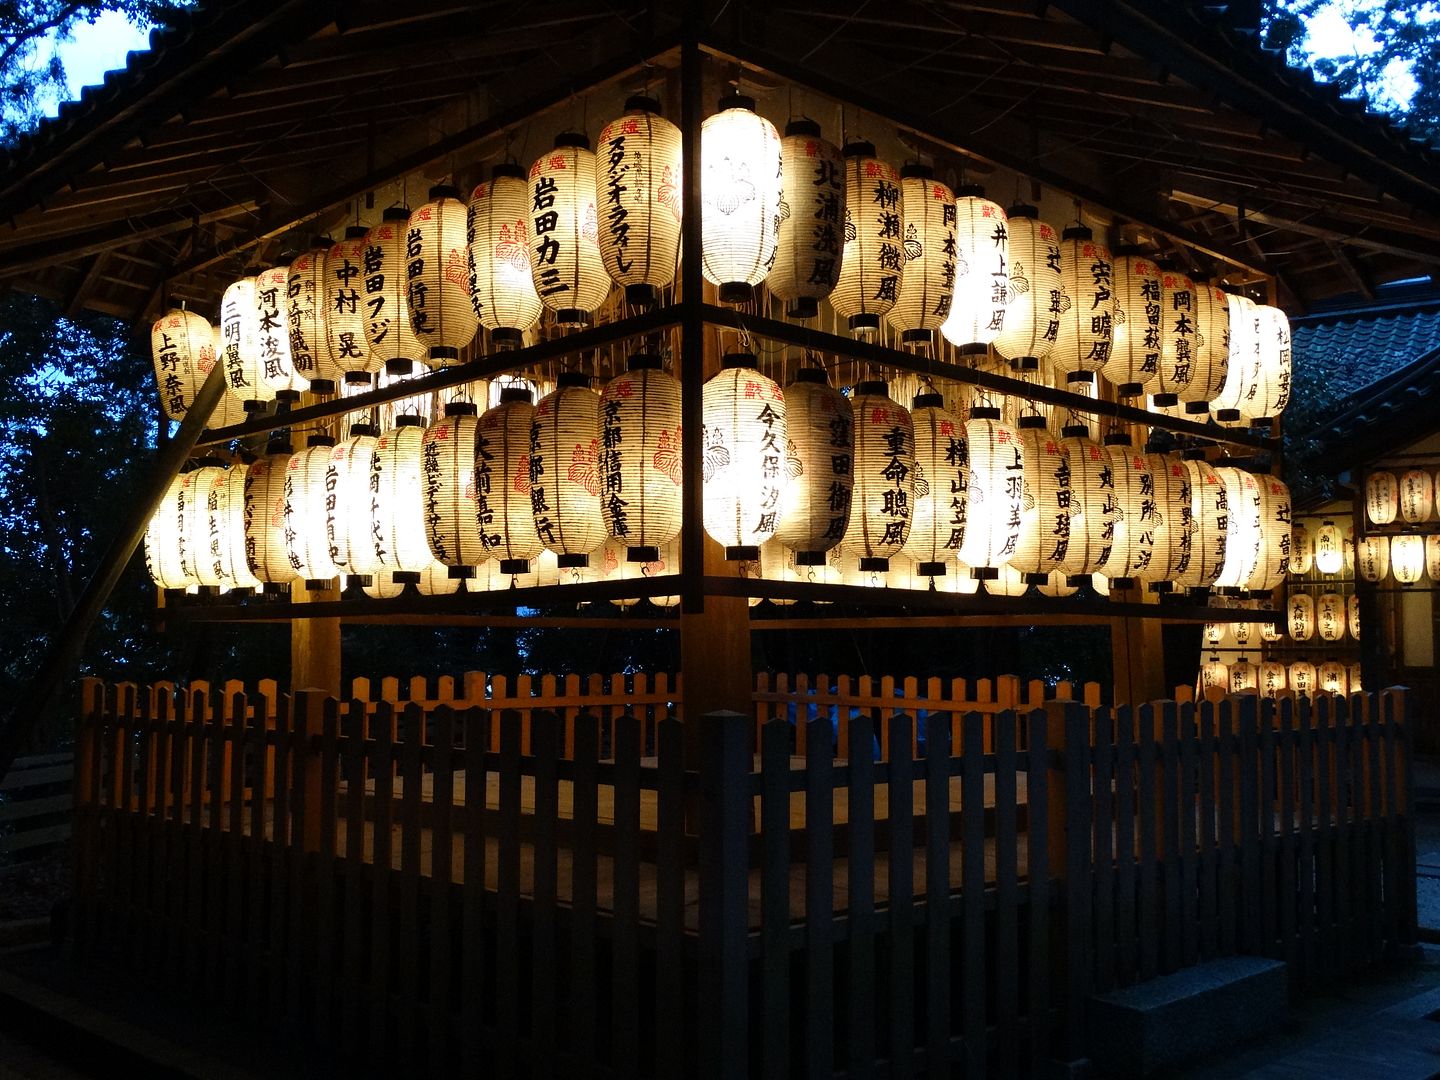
left=627, top=545, right=660, bottom=563
left=262, top=583, right=290, bottom=595
left=447, top=565, right=476, bottom=580
left=718, top=282, right=755, bottom=305
left=345, top=574, right=373, bottom=589
left=1185, top=401, right=1211, bottom=414
left=1009, top=356, right=1040, bottom=372
left=847, top=314, right=881, bottom=333
left=242, top=399, right=268, bottom=413
left=956, top=343, right=989, bottom=356
left=309, top=379, right=336, bottom=395
left=794, top=550, right=828, bottom=566
left=557, top=553, right=589, bottom=569
left=970, top=567, right=999, bottom=581
left=1117, top=383, right=1144, bottom=397
left=1065, top=574, right=1090, bottom=588
left=490, top=327, right=524, bottom=348
left=1152, top=393, right=1179, bottom=407
left=787, top=298, right=819, bottom=320
left=195, top=585, right=221, bottom=597
left=498, top=559, right=530, bottom=575
left=304, top=578, right=336, bottom=591
left=344, top=371, right=372, bottom=386
left=1023, top=572, right=1049, bottom=585
left=1065, top=370, right=1096, bottom=385
left=1215, top=408, right=1241, bottom=422
left=858, top=557, right=890, bottom=572
left=1110, top=576, right=1137, bottom=590
left=553, top=308, right=592, bottom=328
left=917, top=561, right=947, bottom=577
left=392, top=571, right=422, bottom=585
left=726, top=545, right=760, bottom=561
left=385, top=359, right=415, bottom=377
left=624, top=284, right=660, bottom=308
left=1149, top=581, right=1174, bottom=594
left=901, top=328, right=935, bottom=345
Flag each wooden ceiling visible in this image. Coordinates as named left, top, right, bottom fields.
left=0, top=0, right=1436, bottom=322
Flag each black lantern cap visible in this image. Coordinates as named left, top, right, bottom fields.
left=842, top=140, right=876, bottom=158
left=344, top=225, right=367, bottom=240
left=1103, top=432, right=1131, bottom=447
left=443, top=401, right=477, bottom=417
left=395, top=415, right=425, bottom=428
left=1066, top=370, right=1096, bottom=385
left=349, top=422, right=378, bottom=438
left=624, top=94, right=661, bottom=114
left=1006, top=203, right=1039, bottom=219
left=721, top=351, right=759, bottom=370
left=491, top=162, right=526, bottom=182
left=784, top=118, right=821, bottom=137
left=971, top=405, right=1001, bottom=420
left=717, top=93, right=756, bottom=112
left=429, top=346, right=460, bottom=364
left=956, top=183, right=986, bottom=198
left=1060, top=424, right=1089, bottom=439
left=900, top=163, right=933, bottom=180
left=912, top=392, right=945, bottom=409
left=499, top=386, right=533, bottom=404
left=557, top=371, right=592, bottom=389
left=306, top=434, right=335, bottom=448
left=855, top=379, right=890, bottom=396
left=553, top=131, right=590, bottom=150
left=793, top=368, right=829, bottom=385
left=1061, top=224, right=1093, bottom=241
left=428, top=183, right=461, bottom=201
left=381, top=206, right=410, bottom=222
left=1018, top=414, right=1048, bottom=429
left=627, top=352, right=663, bottom=371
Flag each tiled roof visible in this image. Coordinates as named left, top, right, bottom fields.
left=1293, top=303, right=1440, bottom=402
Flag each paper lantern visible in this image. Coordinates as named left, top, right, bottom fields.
left=326, top=425, right=381, bottom=579
left=1392, top=534, right=1424, bottom=585
left=1178, top=456, right=1228, bottom=591
left=828, top=143, right=902, bottom=334
left=1059, top=426, right=1116, bottom=581
left=528, top=134, right=611, bottom=325
left=1348, top=663, right=1363, bottom=692
left=1232, top=619, right=1255, bottom=648
left=363, top=208, right=426, bottom=375
left=1428, top=535, right=1440, bottom=581
left=596, top=96, right=683, bottom=307
left=1229, top=660, right=1259, bottom=693
left=1011, top=417, right=1071, bottom=581
left=1090, top=573, right=1112, bottom=597
left=320, top=227, right=374, bottom=384
left=1316, top=592, right=1345, bottom=642
left=1213, top=467, right=1261, bottom=591
left=774, top=369, right=854, bottom=563
left=1344, top=528, right=1355, bottom=571
left=1147, top=268, right=1197, bottom=407
left=376, top=363, right=436, bottom=429
left=767, top=119, right=842, bottom=319
left=1103, top=435, right=1156, bottom=585
left=1366, top=470, right=1399, bottom=525
left=1051, top=226, right=1113, bottom=387
left=1245, top=475, right=1292, bottom=593
left=599, top=354, right=683, bottom=560
left=699, top=355, right=789, bottom=559
left=994, top=207, right=1062, bottom=368
left=597, top=537, right=680, bottom=607
left=839, top=382, right=916, bottom=570
left=1289, top=662, right=1316, bottom=696
left=1399, top=470, right=1433, bottom=523
left=203, top=466, right=260, bottom=591
left=1313, top=521, right=1344, bottom=575
left=958, top=407, right=1024, bottom=577
left=151, top=308, right=218, bottom=422
left=370, top=420, right=433, bottom=579
left=530, top=373, right=607, bottom=567
left=1199, top=658, right=1229, bottom=696
left=887, top=166, right=955, bottom=344
left=178, top=466, right=225, bottom=587
left=903, top=393, right=968, bottom=576
left=219, top=275, right=275, bottom=411
left=417, top=561, right=463, bottom=596
left=252, top=264, right=305, bottom=400
left=283, top=436, right=341, bottom=585
left=144, top=474, right=197, bottom=590
left=700, top=96, right=782, bottom=304
left=1144, top=451, right=1192, bottom=589
left=475, top=387, right=544, bottom=573
left=1348, top=593, right=1361, bottom=639
left=284, top=239, right=332, bottom=393
left=1356, top=535, right=1389, bottom=582
left=1290, top=524, right=1312, bottom=575
left=1211, top=292, right=1260, bottom=423
left=1103, top=250, right=1162, bottom=398
left=1260, top=617, right=1284, bottom=643
left=988, top=564, right=1032, bottom=597
left=363, top=570, right=408, bottom=599
left=405, top=186, right=480, bottom=364
left=1180, top=280, right=1230, bottom=414
left=420, top=403, right=486, bottom=574
left=243, top=446, right=300, bottom=586
left=1036, top=569, right=1078, bottom=598
left=467, top=165, right=543, bottom=348
left=939, top=187, right=1009, bottom=352
left=1203, top=622, right=1225, bottom=648
left=1254, top=304, right=1292, bottom=419
left=1288, top=593, right=1315, bottom=641
left=1260, top=662, right=1287, bottom=698
left=1318, top=661, right=1347, bottom=696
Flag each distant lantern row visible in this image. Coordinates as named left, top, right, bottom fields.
left=149, top=96, right=1292, bottom=428
left=1365, top=469, right=1440, bottom=526
left=1198, top=657, right=1359, bottom=698
left=1290, top=521, right=1437, bottom=586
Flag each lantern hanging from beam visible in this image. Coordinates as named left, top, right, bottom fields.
left=1316, top=592, right=1345, bottom=642
left=939, top=186, right=1008, bottom=353
left=151, top=308, right=218, bottom=423
left=530, top=372, right=607, bottom=568
left=1229, top=660, right=1259, bottom=693
left=326, top=424, right=381, bottom=581
left=1180, top=280, right=1230, bottom=414
left=1203, top=621, right=1225, bottom=648
left=993, top=206, right=1062, bottom=369
left=1051, top=226, right=1113, bottom=387
left=767, top=119, right=842, bottom=319
left=220, top=274, right=275, bottom=412
left=1428, top=535, right=1440, bottom=582
left=370, top=419, right=434, bottom=581
left=902, top=393, right=968, bottom=579
left=1144, top=450, right=1192, bottom=590
left=283, top=435, right=341, bottom=586
left=1199, top=658, right=1229, bottom=696
left=204, top=466, right=260, bottom=591
left=363, top=570, right=408, bottom=599
left=599, top=354, right=683, bottom=560
left=1356, top=534, right=1389, bottom=582
left=1244, top=475, right=1292, bottom=593
left=887, top=166, right=955, bottom=345
left=1400, top=469, right=1433, bottom=523
left=1036, top=569, right=1077, bottom=597
left=1211, top=292, right=1260, bottom=423
left=1102, top=249, right=1162, bottom=399
left=179, top=466, right=222, bottom=588
left=1313, top=521, right=1344, bottom=575
left=1392, top=534, right=1424, bottom=585
left=1289, top=661, right=1316, bottom=696
left=1260, top=616, right=1283, bottom=643
left=467, top=165, right=544, bottom=348
left=285, top=238, right=332, bottom=393
left=1177, top=455, right=1228, bottom=592
left=1102, top=434, right=1156, bottom=586
left=839, top=381, right=916, bottom=571
left=1344, top=527, right=1355, bottom=571
left=475, top=387, right=544, bottom=574
left=320, top=227, right=374, bottom=385
left=1348, top=593, right=1361, bottom=639
left=957, top=406, right=1024, bottom=578
left=1318, top=661, right=1347, bottom=695
left=701, top=353, right=789, bottom=559
left=1059, top=425, right=1116, bottom=582
left=364, top=207, right=426, bottom=376
left=988, top=564, right=1032, bottom=597
left=1255, top=304, right=1292, bottom=420
left=596, top=97, right=683, bottom=308
left=1260, top=662, right=1286, bottom=697
left=1231, top=619, right=1255, bottom=649
left=701, top=95, right=782, bottom=304
left=774, top=368, right=854, bottom=564
left=1010, top=416, right=1071, bottom=583
left=1366, top=470, right=1399, bottom=525
left=1290, top=523, right=1312, bottom=575
left=417, top=561, right=463, bottom=596
left=528, top=134, right=611, bottom=325
left=1288, top=592, right=1315, bottom=641
left=253, top=264, right=305, bottom=401
left=829, top=142, right=902, bottom=335
left=144, top=474, right=197, bottom=591
left=406, top=185, right=480, bottom=364
left=243, top=443, right=300, bottom=588
left=1349, top=663, right=1363, bottom=691
left=1152, top=268, right=1197, bottom=407
left=421, top=402, right=486, bottom=575
left=1213, top=467, right=1261, bottom=592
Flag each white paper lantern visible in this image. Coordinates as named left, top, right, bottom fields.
left=701, top=354, right=789, bottom=558
left=1288, top=592, right=1315, bottom=641
left=1211, top=292, right=1260, bottom=423
left=1316, top=592, right=1345, bottom=642
left=599, top=354, right=683, bottom=559
left=363, top=208, right=426, bottom=376
left=875, top=167, right=950, bottom=344
left=1254, top=304, right=1292, bottom=420
left=774, top=369, right=854, bottom=563
left=178, top=466, right=225, bottom=588
left=767, top=119, right=842, bottom=319
left=939, top=187, right=1009, bottom=352
left=1103, top=250, right=1163, bottom=398
left=994, top=207, right=1062, bottom=368
left=1356, top=535, right=1389, bottom=582
left=363, top=569, right=408, bottom=599
left=958, top=407, right=1024, bottom=577
left=1313, top=521, right=1344, bottom=575
left=320, top=227, right=374, bottom=384
left=1059, top=426, right=1116, bottom=580
left=474, top=387, right=544, bottom=573
left=220, top=275, right=275, bottom=411
left=1180, top=280, right=1230, bottom=414
left=283, top=436, right=341, bottom=585
left=1290, top=523, right=1312, bottom=575
left=370, top=420, right=433, bottom=579
left=1231, top=619, right=1255, bottom=648
left=1199, top=658, right=1229, bottom=696
left=150, top=308, right=218, bottom=422
left=244, top=446, right=300, bottom=587
left=1366, top=470, right=1399, bottom=525
left=1103, top=435, right=1156, bottom=585
left=252, top=264, right=305, bottom=400
left=406, top=186, right=480, bottom=365
left=1399, top=470, right=1433, bottom=523
left=700, top=95, right=782, bottom=304
left=1150, top=268, right=1198, bottom=407
left=1144, top=451, right=1192, bottom=588
left=1260, top=661, right=1287, bottom=697
left=1318, top=661, right=1347, bottom=695
left=1392, top=534, right=1425, bottom=585
left=903, top=393, right=968, bottom=576
left=1289, top=662, right=1317, bottom=696
left=528, top=134, right=611, bottom=325
left=1178, top=456, right=1228, bottom=591
left=1427, top=535, right=1440, bottom=582
left=1348, top=593, right=1361, bottom=639
left=144, top=474, right=197, bottom=590
left=1011, top=417, right=1072, bottom=581
left=1051, top=226, right=1113, bottom=387
left=1036, top=569, right=1078, bottom=597
left=1245, top=475, right=1292, bottom=592
left=840, top=381, right=916, bottom=569
left=597, top=537, right=681, bottom=607
left=1213, top=467, right=1262, bottom=591
left=1229, top=660, right=1259, bottom=693
left=284, top=239, right=331, bottom=393
left=203, top=465, right=260, bottom=591
left=1203, top=621, right=1225, bottom=648
left=1260, top=617, right=1284, bottom=644
left=1344, top=528, right=1355, bottom=571
left=530, top=373, right=607, bottom=567
left=596, top=96, right=683, bottom=307
left=420, top=403, right=486, bottom=574
left=326, top=425, right=381, bottom=579
left=417, top=561, right=464, bottom=596
left=467, top=165, right=544, bottom=347
left=987, top=564, right=1032, bottom=597
left=828, top=143, right=902, bottom=334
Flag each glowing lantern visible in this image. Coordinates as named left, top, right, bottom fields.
left=840, top=382, right=915, bottom=570
left=1399, top=470, right=1433, bottom=523
left=528, top=134, right=611, bottom=325
left=151, top=308, right=218, bottom=422
left=1244, top=475, right=1292, bottom=592
left=1318, top=661, right=1347, bottom=695
left=1199, top=658, right=1229, bottom=696
left=1149, top=268, right=1197, bottom=407
left=530, top=373, right=607, bottom=567
left=1313, top=521, right=1344, bottom=575
left=1211, top=292, right=1260, bottom=423
left=597, top=537, right=680, bottom=607
left=1180, top=281, right=1230, bottom=414
left=417, top=562, right=463, bottom=597
left=1348, top=663, right=1363, bottom=692
left=700, top=354, right=788, bottom=558
left=1103, top=434, right=1156, bottom=586
left=204, top=466, right=260, bottom=591
left=474, top=388, right=544, bottom=574
left=369, top=420, right=433, bottom=580
left=599, top=354, right=683, bottom=560
left=468, top=165, right=543, bottom=347
left=1145, top=451, right=1193, bottom=589
left=243, top=445, right=300, bottom=587
left=1344, top=529, right=1355, bottom=571
left=1260, top=662, right=1287, bottom=698
left=220, top=275, right=273, bottom=411
left=774, top=369, right=854, bottom=564
left=939, top=187, right=1009, bottom=352
left=1232, top=620, right=1255, bottom=648
left=1011, top=417, right=1071, bottom=582
left=283, top=436, right=341, bottom=586
left=1288, top=593, right=1315, bottom=641
left=1428, top=535, right=1440, bottom=581
left=420, top=403, right=485, bottom=575
left=1348, top=593, right=1361, bottom=639
left=1051, top=226, right=1113, bottom=386
left=994, top=207, right=1062, bottom=368
left=363, top=570, right=408, bottom=599
left=1103, top=250, right=1162, bottom=398
left=326, top=425, right=381, bottom=580
left=405, top=186, right=479, bottom=365
left=1255, top=304, right=1292, bottom=419
left=1316, top=592, right=1345, bottom=642
left=1036, top=569, right=1078, bottom=597
left=903, top=393, right=968, bottom=577
left=767, top=119, right=843, bottom=318
left=1059, top=426, right=1116, bottom=582
left=1203, top=622, right=1225, bottom=648
left=887, top=166, right=955, bottom=344
left=596, top=97, right=683, bottom=307
left=700, top=96, right=782, bottom=304
left=1290, top=524, right=1312, bottom=575
left=1213, top=467, right=1261, bottom=591
left=1229, top=660, right=1259, bottom=693
left=828, top=143, right=902, bottom=334
left=1178, top=456, right=1228, bottom=591
left=253, top=264, right=304, bottom=400
left=1392, top=534, right=1425, bottom=585
left=1289, top=662, right=1316, bottom=696
left=320, top=227, right=373, bottom=384
left=1356, top=535, right=1389, bottom=582
left=144, top=475, right=197, bottom=590
left=1260, top=618, right=1284, bottom=644
left=285, top=239, right=331, bottom=393
left=1366, top=471, right=1399, bottom=525
left=989, top=564, right=1032, bottom=597
left=363, top=208, right=426, bottom=375
left=958, top=407, right=1024, bottom=577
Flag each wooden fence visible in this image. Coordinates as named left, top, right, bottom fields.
left=70, top=678, right=1417, bottom=1079
left=0, top=751, right=74, bottom=857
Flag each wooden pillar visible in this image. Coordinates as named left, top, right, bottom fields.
left=290, top=580, right=341, bottom=698
left=1109, top=584, right=1166, bottom=707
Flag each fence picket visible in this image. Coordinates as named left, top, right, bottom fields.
left=460, top=707, right=488, bottom=1077
left=888, top=712, right=916, bottom=1080
left=761, top=717, right=792, bottom=1080
left=1161, top=701, right=1181, bottom=975
left=495, top=709, right=522, bottom=1079
left=654, top=717, right=686, bottom=1079
left=340, top=699, right=367, bottom=1051
left=1277, top=697, right=1298, bottom=969
left=316, top=698, right=340, bottom=1046
left=1136, top=704, right=1158, bottom=982
left=1197, top=700, right=1218, bottom=962
left=1258, top=697, right=1278, bottom=960
left=530, top=709, right=559, bottom=1080
left=961, top=711, right=987, bottom=1078
left=805, top=717, right=835, bottom=1080
left=428, top=706, right=455, bottom=1074
left=1026, top=709, right=1051, bottom=1078
left=571, top=712, right=600, bottom=1074
left=369, top=701, right=395, bottom=1060
left=1092, top=706, right=1115, bottom=992
left=613, top=712, right=642, bottom=1076
left=994, top=709, right=1019, bottom=1078
left=1333, top=696, right=1353, bottom=974
left=1114, top=705, right=1137, bottom=986
left=1179, top=701, right=1199, bottom=970
left=847, top=713, right=877, bottom=1079
left=924, top=713, right=951, bottom=1080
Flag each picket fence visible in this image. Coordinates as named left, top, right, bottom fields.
left=70, top=676, right=1417, bottom=1078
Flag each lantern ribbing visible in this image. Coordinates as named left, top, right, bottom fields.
left=599, top=355, right=683, bottom=560
left=364, top=208, right=426, bottom=376
left=830, top=142, right=902, bottom=335
left=840, top=381, right=916, bottom=570
left=407, top=185, right=480, bottom=363
left=903, top=393, right=969, bottom=577
left=993, top=206, right=1062, bottom=368
left=767, top=119, right=842, bottom=319
left=1051, top=226, right=1113, bottom=387
left=774, top=368, right=854, bottom=563
left=702, top=353, right=789, bottom=559
left=529, top=134, right=611, bottom=326
left=477, top=388, right=544, bottom=573
left=531, top=373, right=608, bottom=567
left=596, top=97, right=683, bottom=308
left=939, top=187, right=1008, bottom=352
left=700, top=96, right=782, bottom=305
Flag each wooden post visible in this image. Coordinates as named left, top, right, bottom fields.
left=294, top=689, right=325, bottom=853
left=290, top=579, right=341, bottom=699
left=1109, top=583, right=1166, bottom=706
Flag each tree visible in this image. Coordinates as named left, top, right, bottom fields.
left=1264, top=1, right=1440, bottom=145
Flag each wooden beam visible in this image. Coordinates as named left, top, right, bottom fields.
left=62, top=253, right=108, bottom=318
left=770, top=3, right=1111, bottom=55
left=1325, top=240, right=1376, bottom=301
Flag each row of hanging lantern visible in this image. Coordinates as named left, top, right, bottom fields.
left=1365, top=468, right=1440, bottom=526
left=1198, top=656, right=1359, bottom=698
left=1290, top=518, right=1438, bottom=586
left=1281, top=590, right=1361, bottom=643
left=151, top=96, right=1292, bottom=433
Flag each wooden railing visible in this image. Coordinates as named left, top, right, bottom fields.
left=70, top=678, right=1418, bottom=1079
left=0, top=751, right=74, bottom=857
